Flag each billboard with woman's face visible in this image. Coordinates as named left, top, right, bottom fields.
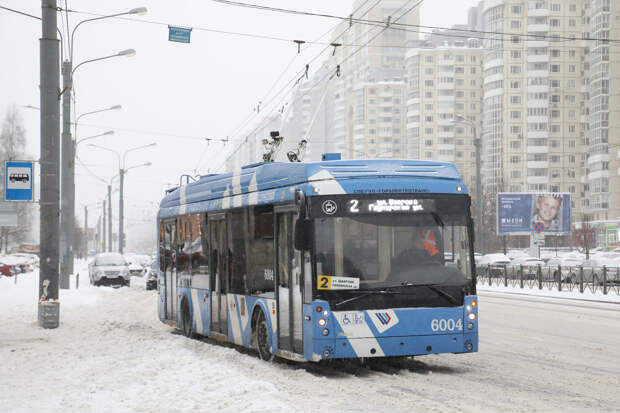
left=497, top=193, right=571, bottom=235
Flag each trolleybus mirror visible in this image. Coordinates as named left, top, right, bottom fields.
left=294, top=218, right=313, bottom=251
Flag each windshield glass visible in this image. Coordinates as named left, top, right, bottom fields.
left=312, top=196, right=473, bottom=310
left=95, top=254, right=127, bottom=266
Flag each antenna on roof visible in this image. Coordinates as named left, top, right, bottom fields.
left=287, top=139, right=307, bottom=162
left=262, top=131, right=284, bottom=162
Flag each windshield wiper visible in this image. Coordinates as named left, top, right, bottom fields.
left=416, top=283, right=459, bottom=305
left=333, top=289, right=404, bottom=308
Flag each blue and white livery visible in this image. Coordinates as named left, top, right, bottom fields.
left=157, top=158, right=478, bottom=361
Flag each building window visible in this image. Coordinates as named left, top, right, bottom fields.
left=510, top=111, right=521, bottom=120
left=512, top=5, right=522, bottom=14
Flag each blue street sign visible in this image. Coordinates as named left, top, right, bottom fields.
left=4, top=160, right=34, bottom=201
left=168, top=26, right=192, bottom=43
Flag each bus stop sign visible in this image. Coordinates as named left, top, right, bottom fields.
left=4, top=160, right=34, bottom=201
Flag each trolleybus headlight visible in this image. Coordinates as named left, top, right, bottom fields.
left=468, top=313, right=476, bottom=321
left=467, top=322, right=474, bottom=330
left=322, top=328, right=330, bottom=336
left=318, top=318, right=327, bottom=327
left=466, top=343, right=473, bottom=351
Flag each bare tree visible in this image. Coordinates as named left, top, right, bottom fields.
left=0, top=105, right=34, bottom=252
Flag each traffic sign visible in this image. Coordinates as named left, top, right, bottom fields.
left=533, top=221, right=545, bottom=233
left=168, top=26, right=192, bottom=43
left=4, top=160, right=34, bottom=201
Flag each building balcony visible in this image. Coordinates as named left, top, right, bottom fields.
left=527, top=176, right=549, bottom=184
left=527, top=70, right=549, bottom=78
left=437, top=83, right=455, bottom=90
left=527, top=145, right=549, bottom=154
left=528, top=8, right=549, bottom=17
left=437, top=95, right=455, bottom=102
left=527, top=24, right=549, bottom=33
left=484, top=73, right=503, bottom=84
left=527, top=40, right=549, bottom=48
left=483, top=58, right=503, bottom=71
left=527, top=54, right=549, bottom=63
left=527, top=99, right=548, bottom=108
left=526, top=86, right=549, bottom=98
left=527, top=161, right=549, bottom=169
left=527, top=115, right=549, bottom=123
left=526, top=131, right=549, bottom=139
left=407, top=98, right=420, bottom=106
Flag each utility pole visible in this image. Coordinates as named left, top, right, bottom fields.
left=119, top=168, right=124, bottom=254
left=39, top=0, right=61, bottom=328
left=60, top=59, right=73, bottom=288
left=474, top=133, right=484, bottom=254
left=102, top=199, right=106, bottom=252
left=107, top=185, right=112, bottom=252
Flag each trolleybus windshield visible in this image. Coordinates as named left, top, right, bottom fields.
left=311, top=195, right=473, bottom=310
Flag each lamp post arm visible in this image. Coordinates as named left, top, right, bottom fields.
left=72, top=54, right=119, bottom=76
left=70, top=11, right=130, bottom=61
left=122, top=143, right=156, bottom=168
left=90, top=144, right=121, bottom=169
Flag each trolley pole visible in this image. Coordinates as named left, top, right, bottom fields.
left=107, top=184, right=112, bottom=252
left=38, top=0, right=61, bottom=328
left=119, top=168, right=124, bottom=254
left=60, top=60, right=73, bottom=289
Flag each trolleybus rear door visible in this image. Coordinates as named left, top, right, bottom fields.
left=276, top=209, right=303, bottom=354
left=209, top=214, right=228, bottom=335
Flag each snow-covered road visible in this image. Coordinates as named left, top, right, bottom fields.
left=1, top=263, right=619, bottom=413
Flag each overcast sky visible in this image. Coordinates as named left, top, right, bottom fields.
left=0, top=0, right=481, bottom=232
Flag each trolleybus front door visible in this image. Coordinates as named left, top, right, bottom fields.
left=276, top=210, right=303, bottom=354
left=209, top=214, right=228, bottom=336
left=164, top=219, right=177, bottom=321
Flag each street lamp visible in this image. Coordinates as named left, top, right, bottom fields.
left=452, top=114, right=484, bottom=254
left=88, top=142, right=156, bottom=254
left=60, top=7, right=146, bottom=288
left=74, top=106, right=121, bottom=141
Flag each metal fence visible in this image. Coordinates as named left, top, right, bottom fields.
left=476, top=264, right=620, bottom=295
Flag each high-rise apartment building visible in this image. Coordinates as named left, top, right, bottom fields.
left=405, top=43, right=484, bottom=195
left=482, top=0, right=586, bottom=221
left=584, top=0, right=620, bottom=222
left=329, top=0, right=420, bottom=158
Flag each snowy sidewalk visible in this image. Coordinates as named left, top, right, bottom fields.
left=477, top=282, right=620, bottom=303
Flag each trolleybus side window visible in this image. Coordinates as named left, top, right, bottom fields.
left=229, top=209, right=249, bottom=295
left=248, top=205, right=274, bottom=296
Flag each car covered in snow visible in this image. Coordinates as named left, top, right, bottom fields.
left=89, top=252, right=131, bottom=287
left=510, top=257, right=546, bottom=279
left=477, top=253, right=512, bottom=276
left=546, top=256, right=584, bottom=283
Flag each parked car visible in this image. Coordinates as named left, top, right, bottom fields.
left=477, top=253, right=511, bottom=276
left=581, top=258, right=620, bottom=285
left=9, top=253, right=38, bottom=272
left=146, top=260, right=158, bottom=290
left=89, top=252, right=131, bottom=287
left=546, top=256, right=584, bottom=283
left=510, top=257, right=546, bottom=279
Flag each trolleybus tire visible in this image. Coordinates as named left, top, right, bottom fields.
left=254, top=310, right=273, bottom=361
left=181, top=298, right=193, bottom=338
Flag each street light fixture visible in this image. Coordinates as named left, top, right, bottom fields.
left=74, top=105, right=122, bottom=139
left=59, top=6, right=146, bottom=287
left=452, top=114, right=484, bottom=254
left=88, top=142, right=156, bottom=254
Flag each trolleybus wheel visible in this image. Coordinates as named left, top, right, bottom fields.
left=181, top=299, right=193, bottom=338
left=255, top=311, right=273, bottom=361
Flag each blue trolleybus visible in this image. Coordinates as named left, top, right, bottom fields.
left=157, top=158, right=478, bottom=361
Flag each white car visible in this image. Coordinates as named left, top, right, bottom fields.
left=89, top=253, right=131, bottom=287
left=581, top=258, right=620, bottom=285
left=477, top=253, right=511, bottom=276
left=510, top=257, right=545, bottom=279
left=546, top=257, right=584, bottom=283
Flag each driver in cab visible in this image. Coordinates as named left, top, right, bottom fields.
left=392, top=227, right=442, bottom=271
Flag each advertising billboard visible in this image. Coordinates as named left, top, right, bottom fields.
left=497, top=193, right=571, bottom=235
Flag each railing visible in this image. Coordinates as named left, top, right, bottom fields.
left=477, top=264, right=620, bottom=295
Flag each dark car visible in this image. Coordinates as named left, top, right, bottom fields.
left=146, top=260, right=158, bottom=290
